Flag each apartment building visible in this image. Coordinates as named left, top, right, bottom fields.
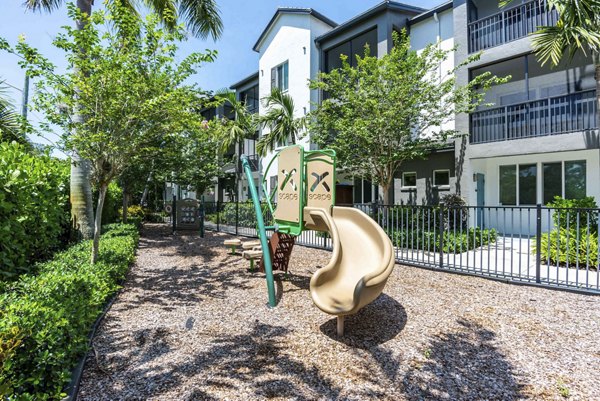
left=216, top=0, right=599, bottom=216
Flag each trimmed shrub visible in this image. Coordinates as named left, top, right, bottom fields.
left=0, top=223, right=139, bottom=400
left=127, top=204, right=145, bottom=220
left=546, top=196, right=598, bottom=233
left=0, top=142, right=70, bottom=279
left=537, top=228, right=599, bottom=269
left=389, top=227, right=497, bottom=254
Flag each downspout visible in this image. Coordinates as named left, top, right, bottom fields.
left=434, top=11, right=442, bottom=83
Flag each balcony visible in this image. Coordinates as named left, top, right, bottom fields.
left=470, top=90, right=597, bottom=144
left=468, top=0, right=558, bottom=53
left=246, top=154, right=260, bottom=172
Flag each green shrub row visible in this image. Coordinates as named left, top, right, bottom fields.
left=0, top=142, right=70, bottom=279
left=536, top=227, right=599, bottom=269
left=0, top=223, right=139, bottom=400
left=389, top=227, right=498, bottom=254
left=206, top=202, right=273, bottom=227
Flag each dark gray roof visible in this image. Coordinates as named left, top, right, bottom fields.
left=253, top=8, right=338, bottom=52
left=408, top=0, right=453, bottom=25
left=315, top=0, right=426, bottom=45
left=230, top=71, right=259, bottom=90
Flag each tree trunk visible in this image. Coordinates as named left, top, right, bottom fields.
left=71, top=0, right=95, bottom=239
left=70, top=155, right=94, bottom=239
left=91, top=182, right=108, bottom=264
left=380, top=181, right=392, bottom=205
left=140, top=171, right=152, bottom=205
left=122, top=183, right=128, bottom=223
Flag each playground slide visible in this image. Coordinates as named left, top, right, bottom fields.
left=306, top=206, right=396, bottom=319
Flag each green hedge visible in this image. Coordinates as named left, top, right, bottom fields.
left=546, top=196, right=598, bottom=233
left=0, top=223, right=139, bottom=400
left=537, top=227, right=598, bottom=269
left=389, top=227, right=497, bottom=254
left=207, top=202, right=273, bottom=227
left=0, top=142, right=70, bottom=279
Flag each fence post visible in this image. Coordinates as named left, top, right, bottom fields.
left=172, top=195, right=176, bottom=234
left=199, top=196, right=205, bottom=238
left=216, top=200, right=220, bottom=232
left=536, top=203, right=542, bottom=283
left=235, top=201, right=239, bottom=235
left=438, top=205, right=444, bottom=269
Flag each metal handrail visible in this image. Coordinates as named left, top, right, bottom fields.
left=474, top=89, right=596, bottom=115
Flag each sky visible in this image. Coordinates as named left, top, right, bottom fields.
left=0, top=0, right=443, bottom=149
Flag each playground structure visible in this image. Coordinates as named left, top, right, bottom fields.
left=241, top=145, right=395, bottom=335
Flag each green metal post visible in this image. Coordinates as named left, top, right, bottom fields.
left=241, top=155, right=276, bottom=307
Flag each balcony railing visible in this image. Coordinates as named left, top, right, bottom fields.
left=246, top=154, right=260, bottom=172
left=470, top=90, right=597, bottom=144
left=468, top=0, right=558, bottom=53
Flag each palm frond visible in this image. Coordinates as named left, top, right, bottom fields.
left=177, top=0, right=223, bottom=40
left=22, top=0, right=65, bottom=13
left=0, top=81, right=25, bottom=143
left=257, top=88, right=306, bottom=156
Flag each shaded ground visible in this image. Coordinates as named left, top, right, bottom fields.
left=78, top=224, right=600, bottom=400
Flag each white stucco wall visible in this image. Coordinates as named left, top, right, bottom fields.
left=255, top=13, right=333, bottom=195
left=409, top=9, right=456, bottom=137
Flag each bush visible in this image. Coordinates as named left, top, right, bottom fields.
left=440, top=193, right=468, bottom=230
left=0, top=142, right=70, bottom=279
left=536, top=227, right=598, bottom=269
left=546, top=196, right=598, bottom=233
left=127, top=204, right=145, bottom=219
left=214, top=202, right=273, bottom=227
left=94, top=181, right=122, bottom=224
left=389, top=227, right=497, bottom=254
left=0, top=223, right=139, bottom=399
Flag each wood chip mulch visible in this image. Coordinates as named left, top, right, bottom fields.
left=77, top=224, right=600, bottom=400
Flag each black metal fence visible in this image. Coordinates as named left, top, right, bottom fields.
left=200, top=201, right=599, bottom=294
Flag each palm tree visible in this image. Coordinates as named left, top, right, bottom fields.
left=23, top=0, right=222, bottom=238
left=257, top=88, right=306, bottom=156
left=215, top=90, right=258, bottom=201
left=500, top=0, right=600, bottom=123
left=0, top=80, right=22, bottom=143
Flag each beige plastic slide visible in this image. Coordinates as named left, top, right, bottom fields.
left=305, top=206, right=395, bottom=335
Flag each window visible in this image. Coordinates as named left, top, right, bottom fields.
left=471, top=53, right=595, bottom=110
left=402, top=172, right=417, bottom=189
left=499, top=165, right=516, bottom=205
left=519, top=164, right=537, bottom=205
left=543, top=162, right=562, bottom=204
left=433, top=170, right=450, bottom=188
left=240, top=85, right=259, bottom=113
left=565, top=161, right=586, bottom=199
left=542, top=160, right=587, bottom=204
left=271, top=61, right=288, bottom=91
left=324, top=28, right=377, bottom=72
left=500, top=164, right=537, bottom=205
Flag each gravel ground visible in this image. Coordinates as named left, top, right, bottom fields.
left=78, top=224, right=600, bottom=400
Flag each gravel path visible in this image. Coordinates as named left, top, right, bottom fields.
left=78, top=224, right=600, bottom=400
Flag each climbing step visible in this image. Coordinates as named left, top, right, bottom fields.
left=258, top=232, right=295, bottom=274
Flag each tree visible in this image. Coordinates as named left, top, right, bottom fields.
left=171, top=120, right=224, bottom=198
left=500, top=0, right=600, bottom=125
left=309, top=31, right=506, bottom=204
left=0, top=80, right=20, bottom=142
left=257, top=88, right=306, bottom=156
left=214, top=90, right=258, bottom=200
left=6, top=4, right=217, bottom=263
left=23, top=0, right=222, bottom=239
